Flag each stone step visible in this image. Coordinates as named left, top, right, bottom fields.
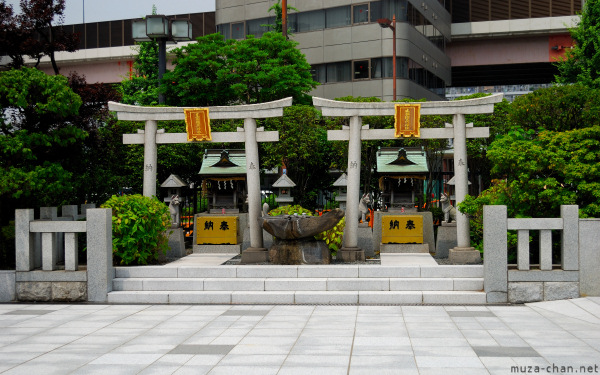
left=112, top=277, right=483, bottom=292
left=114, top=265, right=483, bottom=279
left=106, top=290, right=487, bottom=305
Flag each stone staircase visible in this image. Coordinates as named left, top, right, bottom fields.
left=108, top=264, right=486, bottom=305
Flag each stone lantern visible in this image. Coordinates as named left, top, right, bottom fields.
left=333, top=173, right=348, bottom=210
left=161, top=174, right=187, bottom=203
left=273, top=174, right=296, bottom=205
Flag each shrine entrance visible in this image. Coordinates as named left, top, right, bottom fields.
left=315, top=94, right=504, bottom=262
left=108, top=98, right=292, bottom=264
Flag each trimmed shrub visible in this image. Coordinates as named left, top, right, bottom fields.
left=102, top=194, right=171, bottom=265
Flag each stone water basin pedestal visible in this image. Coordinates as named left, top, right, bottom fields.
left=260, top=209, right=345, bottom=265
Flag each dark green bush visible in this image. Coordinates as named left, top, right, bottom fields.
left=102, top=194, right=171, bottom=265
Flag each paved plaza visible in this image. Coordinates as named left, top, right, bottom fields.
left=0, top=298, right=599, bottom=375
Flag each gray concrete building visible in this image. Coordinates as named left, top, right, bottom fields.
left=216, top=0, right=451, bottom=101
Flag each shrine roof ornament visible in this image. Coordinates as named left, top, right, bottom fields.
left=388, top=148, right=417, bottom=166
left=377, top=147, right=428, bottom=174
left=211, top=150, right=239, bottom=168
left=199, top=149, right=246, bottom=176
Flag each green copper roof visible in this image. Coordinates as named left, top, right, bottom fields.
left=199, top=149, right=247, bottom=176
left=376, top=147, right=429, bottom=174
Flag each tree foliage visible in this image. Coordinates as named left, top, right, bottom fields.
left=266, top=0, right=298, bottom=34
left=261, top=105, right=332, bottom=208
left=0, top=68, right=83, bottom=208
left=163, top=32, right=317, bottom=106
left=459, top=85, right=600, bottom=253
left=0, top=0, right=79, bottom=74
left=118, top=40, right=160, bottom=106
left=555, top=0, right=600, bottom=88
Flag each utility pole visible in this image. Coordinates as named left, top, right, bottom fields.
left=282, top=0, right=287, bottom=39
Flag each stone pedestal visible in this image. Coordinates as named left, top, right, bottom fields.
left=357, top=226, right=374, bottom=257
left=240, top=248, right=269, bottom=264
left=337, top=247, right=365, bottom=262
left=435, top=222, right=457, bottom=258
left=167, top=228, right=186, bottom=259
left=269, top=239, right=330, bottom=265
left=449, top=246, right=482, bottom=264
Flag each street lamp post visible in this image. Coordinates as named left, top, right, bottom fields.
left=378, top=15, right=396, bottom=101
left=132, top=15, right=192, bottom=104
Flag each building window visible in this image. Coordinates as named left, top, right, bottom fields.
left=372, top=57, right=408, bottom=79
left=217, top=24, right=230, bottom=39
left=326, top=61, right=352, bottom=82
left=380, top=0, right=408, bottom=21
left=311, top=64, right=326, bottom=84
left=326, top=6, right=351, bottom=28
left=231, top=22, right=245, bottom=39
left=353, top=4, right=370, bottom=24
left=297, top=9, right=325, bottom=32
left=246, top=18, right=272, bottom=38
left=354, top=60, right=370, bottom=80
left=370, top=1, right=382, bottom=22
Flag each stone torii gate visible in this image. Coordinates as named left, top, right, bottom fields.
left=314, top=94, right=504, bottom=262
left=108, top=98, right=292, bottom=263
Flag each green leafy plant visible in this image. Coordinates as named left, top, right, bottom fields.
left=268, top=205, right=345, bottom=255
left=101, top=194, right=171, bottom=265
left=268, top=204, right=312, bottom=216
left=314, top=217, right=345, bottom=257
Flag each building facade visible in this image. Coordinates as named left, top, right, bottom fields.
left=216, top=0, right=452, bottom=101
left=4, top=1, right=582, bottom=101
left=216, top=0, right=581, bottom=101
left=446, top=0, right=581, bottom=100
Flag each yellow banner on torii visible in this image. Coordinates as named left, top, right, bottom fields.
left=184, top=108, right=211, bottom=141
left=394, top=103, right=421, bottom=138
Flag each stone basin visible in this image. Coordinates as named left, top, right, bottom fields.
left=260, top=208, right=345, bottom=265
left=260, top=208, right=345, bottom=240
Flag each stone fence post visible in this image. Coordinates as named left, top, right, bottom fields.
left=86, top=208, right=114, bottom=302
left=483, top=205, right=508, bottom=303
left=15, top=209, right=36, bottom=271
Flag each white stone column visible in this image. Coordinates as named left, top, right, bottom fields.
left=448, top=114, right=480, bottom=264
left=143, top=120, right=158, bottom=197
left=240, top=118, right=267, bottom=265
left=338, top=116, right=365, bottom=261
left=344, top=116, right=362, bottom=248
left=452, top=114, right=470, bottom=248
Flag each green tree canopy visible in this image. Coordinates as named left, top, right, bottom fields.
left=163, top=32, right=317, bottom=106
left=0, top=67, right=84, bottom=209
left=459, top=85, right=600, bottom=253
left=555, top=0, right=600, bottom=88
left=261, top=105, right=332, bottom=208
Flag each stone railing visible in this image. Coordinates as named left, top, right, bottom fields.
left=484, top=205, right=600, bottom=303
left=12, top=206, right=113, bottom=302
